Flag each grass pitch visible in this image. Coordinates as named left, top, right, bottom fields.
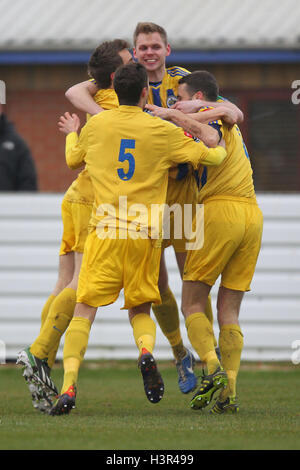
left=0, top=361, right=299, bottom=450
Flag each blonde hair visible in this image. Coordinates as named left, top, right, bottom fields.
left=133, top=22, right=168, bottom=46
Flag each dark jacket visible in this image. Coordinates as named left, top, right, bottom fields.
left=0, top=114, right=38, bottom=191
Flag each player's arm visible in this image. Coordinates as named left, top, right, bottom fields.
left=186, top=106, right=237, bottom=128
left=204, top=140, right=227, bottom=166
left=65, top=80, right=104, bottom=115
left=145, top=105, right=220, bottom=147
left=172, top=98, right=244, bottom=124
left=58, top=112, right=87, bottom=169
left=167, top=125, right=227, bottom=169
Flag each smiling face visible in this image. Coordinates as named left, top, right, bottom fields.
left=133, top=32, right=171, bottom=81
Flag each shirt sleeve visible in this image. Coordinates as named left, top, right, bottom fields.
left=167, top=124, right=210, bottom=169
left=65, top=125, right=88, bottom=169
left=167, top=124, right=227, bottom=168
left=204, top=146, right=227, bottom=166
left=209, top=122, right=223, bottom=142
left=199, top=106, right=223, bottom=128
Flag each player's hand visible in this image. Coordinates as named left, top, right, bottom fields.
left=58, top=112, right=80, bottom=134
left=144, top=104, right=173, bottom=120
left=172, top=100, right=203, bottom=113
left=221, top=107, right=238, bottom=129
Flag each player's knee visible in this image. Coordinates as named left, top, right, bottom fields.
left=181, top=298, right=192, bottom=319
left=66, top=276, right=79, bottom=291
left=52, top=276, right=73, bottom=296
left=217, top=309, right=239, bottom=326
left=129, top=303, right=152, bottom=320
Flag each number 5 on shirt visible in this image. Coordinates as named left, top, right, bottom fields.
left=117, top=139, right=136, bottom=181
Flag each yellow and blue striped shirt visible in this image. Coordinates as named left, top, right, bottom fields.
left=147, top=66, right=190, bottom=108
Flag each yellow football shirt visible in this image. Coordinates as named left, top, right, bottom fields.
left=147, top=66, right=190, bottom=108
left=65, top=106, right=226, bottom=239
left=86, top=87, right=119, bottom=121
left=198, top=113, right=256, bottom=202
left=64, top=88, right=119, bottom=204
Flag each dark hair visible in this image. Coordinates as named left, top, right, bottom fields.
left=179, top=71, right=219, bottom=102
left=133, top=22, right=168, bottom=46
left=88, top=40, right=127, bottom=89
left=113, top=62, right=148, bottom=106
left=111, top=38, right=131, bottom=52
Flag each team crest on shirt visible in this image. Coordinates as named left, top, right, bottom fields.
left=166, top=90, right=178, bottom=108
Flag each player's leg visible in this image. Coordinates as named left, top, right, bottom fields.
left=16, top=251, right=75, bottom=412
left=175, top=251, right=218, bottom=347
left=126, top=238, right=164, bottom=403
left=210, top=286, right=244, bottom=414
left=40, top=251, right=74, bottom=328
left=16, top=197, right=76, bottom=411
left=51, top=252, right=75, bottom=296
left=39, top=196, right=75, bottom=329
left=153, top=250, right=185, bottom=360
left=61, top=302, right=96, bottom=393
left=49, top=197, right=76, bottom=300
left=175, top=250, right=218, bottom=393
left=181, top=279, right=228, bottom=410
left=181, top=227, right=234, bottom=411
left=152, top=249, right=197, bottom=393
left=182, top=280, right=219, bottom=373
left=175, top=250, right=218, bottom=348
left=31, top=201, right=92, bottom=368
left=34, top=252, right=83, bottom=369
left=129, top=303, right=156, bottom=357
left=51, top=230, right=124, bottom=415
left=152, top=176, right=194, bottom=370
left=19, top=226, right=86, bottom=412
left=50, top=302, right=95, bottom=415
left=210, top=202, right=263, bottom=414
left=128, top=303, right=163, bottom=403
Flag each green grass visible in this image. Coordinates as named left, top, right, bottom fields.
left=0, top=361, right=299, bottom=450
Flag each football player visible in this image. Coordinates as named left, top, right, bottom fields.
left=50, top=62, right=228, bottom=415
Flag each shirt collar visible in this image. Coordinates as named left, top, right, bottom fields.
left=118, top=105, right=143, bottom=113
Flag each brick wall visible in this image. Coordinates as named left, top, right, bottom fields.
left=6, top=89, right=85, bottom=191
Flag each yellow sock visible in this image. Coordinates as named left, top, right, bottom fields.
left=185, top=312, right=220, bottom=374
left=131, top=313, right=156, bottom=357
left=205, top=295, right=217, bottom=348
left=219, top=324, right=244, bottom=400
left=46, top=288, right=77, bottom=368
left=61, top=316, right=91, bottom=393
left=40, top=294, right=56, bottom=329
left=152, top=287, right=185, bottom=360
left=30, top=288, right=77, bottom=366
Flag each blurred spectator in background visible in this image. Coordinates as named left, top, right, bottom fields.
left=0, top=103, right=38, bottom=191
